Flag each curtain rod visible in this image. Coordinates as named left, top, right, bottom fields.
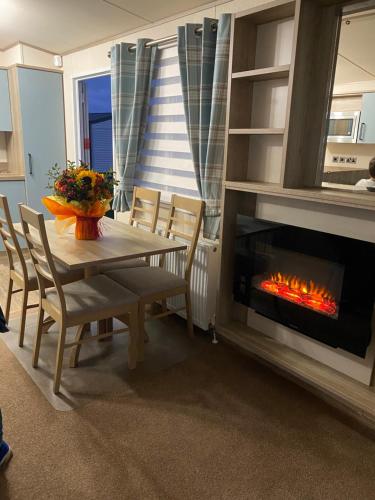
left=107, top=23, right=217, bottom=58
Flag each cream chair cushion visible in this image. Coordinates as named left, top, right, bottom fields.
left=99, top=258, right=148, bottom=273
left=45, top=275, right=138, bottom=325
left=14, top=258, right=83, bottom=288
left=105, top=267, right=186, bottom=297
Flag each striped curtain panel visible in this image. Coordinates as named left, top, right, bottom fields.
left=111, top=40, right=157, bottom=211
left=178, top=14, right=231, bottom=240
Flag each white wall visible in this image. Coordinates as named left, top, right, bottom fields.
left=62, top=0, right=269, bottom=162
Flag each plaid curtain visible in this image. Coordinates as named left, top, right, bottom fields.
left=111, top=40, right=157, bottom=211
left=178, top=14, right=231, bottom=240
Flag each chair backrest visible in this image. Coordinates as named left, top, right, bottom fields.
left=0, top=195, right=27, bottom=278
left=19, top=204, right=66, bottom=311
left=129, top=187, right=160, bottom=233
left=161, top=195, right=205, bottom=282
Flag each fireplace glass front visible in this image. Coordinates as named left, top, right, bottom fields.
left=233, top=216, right=375, bottom=358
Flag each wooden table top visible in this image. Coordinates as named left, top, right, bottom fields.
left=14, top=217, right=187, bottom=271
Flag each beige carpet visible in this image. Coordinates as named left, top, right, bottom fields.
left=2, top=329, right=375, bottom=499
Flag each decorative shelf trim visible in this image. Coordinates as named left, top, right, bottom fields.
left=228, top=128, right=285, bottom=135
left=232, top=65, right=290, bottom=82
left=224, top=180, right=375, bottom=212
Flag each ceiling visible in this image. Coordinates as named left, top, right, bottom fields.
left=0, top=0, right=216, bottom=54
left=335, top=12, right=375, bottom=85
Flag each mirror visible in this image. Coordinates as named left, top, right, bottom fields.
left=322, top=10, right=375, bottom=192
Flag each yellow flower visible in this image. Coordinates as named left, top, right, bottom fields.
left=76, top=170, right=98, bottom=185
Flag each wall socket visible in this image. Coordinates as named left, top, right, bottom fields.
left=332, top=155, right=357, bottom=165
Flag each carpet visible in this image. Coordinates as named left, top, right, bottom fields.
left=1, top=328, right=375, bottom=499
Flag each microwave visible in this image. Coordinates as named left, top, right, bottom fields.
left=327, top=111, right=361, bottom=143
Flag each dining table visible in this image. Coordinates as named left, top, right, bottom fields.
left=13, top=215, right=187, bottom=335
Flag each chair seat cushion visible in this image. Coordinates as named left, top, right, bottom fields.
left=105, top=266, right=186, bottom=298
left=99, top=258, right=148, bottom=273
left=14, top=258, right=83, bottom=289
left=45, top=275, right=138, bottom=325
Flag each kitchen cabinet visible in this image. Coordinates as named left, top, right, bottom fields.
left=16, top=67, right=66, bottom=216
left=0, top=69, right=12, bottom=131
left=357, top=92, right=375, bottom=144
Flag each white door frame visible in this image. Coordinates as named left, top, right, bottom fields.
left=72, top=70, right=111, bottom=165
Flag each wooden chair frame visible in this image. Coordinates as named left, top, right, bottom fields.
left=19, top=204, right=140, bottom=394
left=0, top=195, right=38, bottom=346
left=137, top=195, right=204, bottom=358
left=129, top=186, right=160, bottom=233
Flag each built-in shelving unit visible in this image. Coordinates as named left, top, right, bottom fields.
left=217, top=0, right=375, bottom=425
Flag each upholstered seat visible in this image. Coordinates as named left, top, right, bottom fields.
left=105, top=266, right=186, bottom=297
left=14, top=258, right=83, bottom=288
left=99, top=258, right=148, bottom=273
left=45, top=275, right=139, bottom=326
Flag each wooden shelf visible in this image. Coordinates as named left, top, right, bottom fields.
left=232, top=65, right=290, bottom=82
left=229, top=128, right=285, bottom=135
left=224, top=180, right=375, bottom=212
left=217, top=321, right=375, bottom=426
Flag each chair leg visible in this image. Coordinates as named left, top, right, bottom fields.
left=161, top=299, right=167, bottom=313
left=128, top=307, right=139, bottom=370
left=53, top=323, right=67, bottom=395
left=18, top=288, right=28, bottom=347
left=4, top=278, right=13, bottom=323
left=69, top=325, right=85, bottom=368
left=137, top=303, right=146, bottom=362
left=32, top=306, right=44, bottom=368
left=185, top=290, right=194, bottom=338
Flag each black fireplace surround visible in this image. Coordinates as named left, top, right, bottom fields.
left=233, top=215, right=375, bottom=358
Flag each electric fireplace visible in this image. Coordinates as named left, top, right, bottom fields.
left=233, top=216, right=375, bottom=358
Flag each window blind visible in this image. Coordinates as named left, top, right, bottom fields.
left=135, top=46, right=199, bottom=202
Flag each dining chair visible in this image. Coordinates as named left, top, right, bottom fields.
left=99, top=186, right=161, bottom=272
left=0, top=195, right=83, bottom=347
left=19, top=204, right=141, bottom=394
left=105, top=194, right=205, bottom=359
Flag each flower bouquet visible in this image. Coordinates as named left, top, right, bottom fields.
left=42, top=161, right=117, bottom=240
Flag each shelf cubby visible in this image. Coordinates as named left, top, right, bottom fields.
left=232, top=2, right=295, bottom=74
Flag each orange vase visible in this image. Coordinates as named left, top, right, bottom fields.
left=75, top=216, right=101, bottom=240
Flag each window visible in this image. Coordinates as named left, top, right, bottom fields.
left=78, top=74, right=113, bottom=172
left=135, top=46, right=199, bottom=202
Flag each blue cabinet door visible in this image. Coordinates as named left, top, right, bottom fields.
left=17, top=68, right=66, bottom=217
left=0, top=69, right=12, bottom=131
left=358, top=93, right=375, bottom=144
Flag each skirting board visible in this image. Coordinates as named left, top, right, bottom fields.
left=217, top=321, right=375, bottom=427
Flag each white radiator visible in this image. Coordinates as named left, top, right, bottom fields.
left=151, top=238, right=220, bottom=331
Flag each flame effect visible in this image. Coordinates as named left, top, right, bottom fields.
left=260, top=272, right=337, bottom=316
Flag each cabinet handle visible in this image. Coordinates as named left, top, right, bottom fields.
left=28, top=153, right=33, bottom=175
left=359, top=123, right=366, bottom=141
